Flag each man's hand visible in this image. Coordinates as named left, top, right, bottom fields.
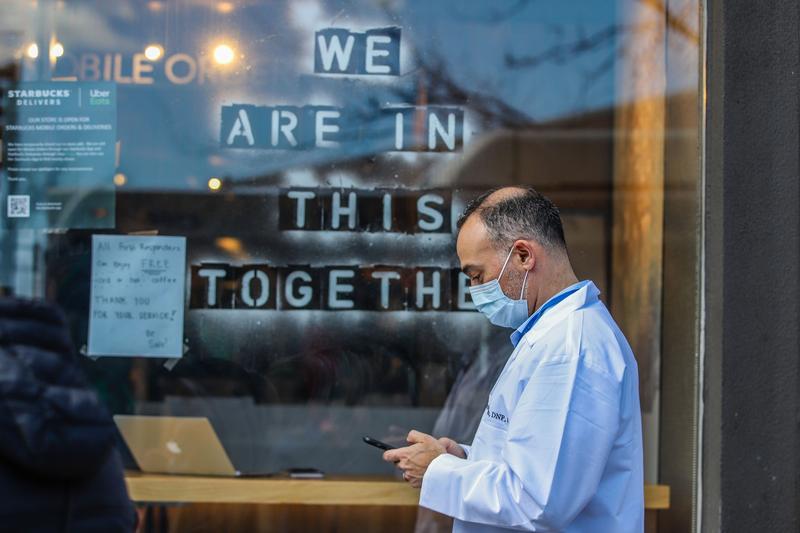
left=382, top=430, right=446, bottom=488
left=437, top=437, right=467, bottom=459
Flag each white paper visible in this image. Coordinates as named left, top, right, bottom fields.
left=88, top=235, right=186, bottom=357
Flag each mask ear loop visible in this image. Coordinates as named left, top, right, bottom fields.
left=498, top=247, right=515, bottom=279
left=519, top=269, right=529, bottom=300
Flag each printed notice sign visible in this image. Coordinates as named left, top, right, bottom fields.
left=1, top=82, right=116, bottom=229
left=88, top=235, right=186, bottom=358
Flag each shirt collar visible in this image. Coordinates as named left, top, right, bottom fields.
left=510, top=280, right=594, bottom=347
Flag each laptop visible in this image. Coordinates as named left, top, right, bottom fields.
left=114, top=415, right=266, bottom=477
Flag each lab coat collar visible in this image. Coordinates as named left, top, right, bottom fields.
left=510, top=280, right=600, bottom=348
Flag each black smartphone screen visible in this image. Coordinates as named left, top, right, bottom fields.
left=363, top=435, right=396, bottom=451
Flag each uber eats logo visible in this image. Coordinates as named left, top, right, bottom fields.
left=88, top=88, right=112, bottom=105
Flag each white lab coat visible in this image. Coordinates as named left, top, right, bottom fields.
left=420, top=282, right=644, bottom=532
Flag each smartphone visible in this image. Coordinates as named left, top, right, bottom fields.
left=363, top=435, right=396, bottom=451
left=285, top=467, right=324, bottom=479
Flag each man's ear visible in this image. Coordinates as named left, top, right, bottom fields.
left=513, top=240, right=536, bottom=271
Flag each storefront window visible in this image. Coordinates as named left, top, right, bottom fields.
left=0, top=0, right=702, bottom=530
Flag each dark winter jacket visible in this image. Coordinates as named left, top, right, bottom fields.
left=0, top=298, right=135, bottom=532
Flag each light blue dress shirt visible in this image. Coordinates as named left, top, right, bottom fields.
left=420, top=281, right=644, bottom=532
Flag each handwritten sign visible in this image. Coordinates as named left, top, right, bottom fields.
left=88, top=235, right=186, bottom=357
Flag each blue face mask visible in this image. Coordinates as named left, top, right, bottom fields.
left=468, top=248, right=530, bottom=329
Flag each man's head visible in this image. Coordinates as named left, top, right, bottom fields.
left=456, top=187, right=574, bottom=315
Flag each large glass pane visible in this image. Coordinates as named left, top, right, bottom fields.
left=0, top=0, right=702, bottom=530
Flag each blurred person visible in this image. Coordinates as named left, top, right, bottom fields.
left=0, top=297, right=136, bottom=532
left=413, top=329, right=510, bottom=533
left=385, top=187, right=644, bottom=532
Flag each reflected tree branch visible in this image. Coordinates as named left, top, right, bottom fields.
left=505, top=25, right=625, bottom=70
left=450, top=0, right=537, bottom=23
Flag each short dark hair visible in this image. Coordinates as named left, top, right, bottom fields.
left=456, top=187, right=567, bottom=251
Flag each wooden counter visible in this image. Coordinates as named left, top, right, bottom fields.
left=125, top=472, right=670, bottom=509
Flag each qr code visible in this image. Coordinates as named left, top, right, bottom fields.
left=7, top=195, right=30, bottom=218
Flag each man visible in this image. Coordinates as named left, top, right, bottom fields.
left=384, top=187, right=644, bottom=532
